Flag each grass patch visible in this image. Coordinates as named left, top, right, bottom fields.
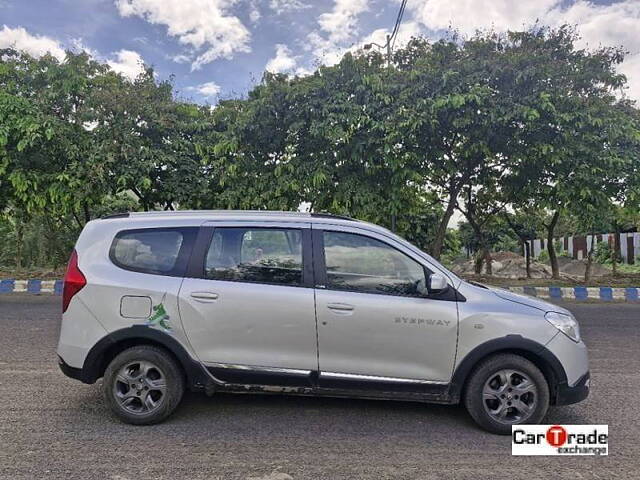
left=0, top=266, right=64, bottom=280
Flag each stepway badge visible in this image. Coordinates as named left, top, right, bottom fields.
left=512, top=425, right=608, bottom=456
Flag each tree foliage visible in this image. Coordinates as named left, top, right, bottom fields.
left=0, top=26, right=639, bottom=271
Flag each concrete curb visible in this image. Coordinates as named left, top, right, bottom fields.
left=0, top=279, right=63, bottom=295
left=0, top=279, right=639, bottom=302
left=504, top=286, right=640, bottom=302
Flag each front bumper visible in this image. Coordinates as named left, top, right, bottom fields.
left=555, top=371, right=590, bottom=406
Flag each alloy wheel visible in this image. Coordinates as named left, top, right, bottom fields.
left=482, top=369, right=537, bottom=424
left=113, top=360, right=167, bottom=415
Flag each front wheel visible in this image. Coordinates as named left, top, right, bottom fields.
left=463, top=354, right=549, bottom=435
left=103, top=345, right=185, bottom=425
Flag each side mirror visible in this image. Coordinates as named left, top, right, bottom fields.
left=428, top=273, right=448, bottom=294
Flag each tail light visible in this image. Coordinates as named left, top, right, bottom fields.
left=62, top=249, right=86, bottom=313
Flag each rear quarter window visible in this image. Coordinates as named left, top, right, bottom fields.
left=110, top=227, right=197, bottom=276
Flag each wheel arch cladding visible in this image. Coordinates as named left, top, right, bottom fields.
left=448, top=335, right=567, bottom=405
left=80, top=326, right=210, bottom=390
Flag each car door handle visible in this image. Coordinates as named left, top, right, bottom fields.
left=327, top=303, right=354, bottom=312
left=190, top=291, right=219, bottom=302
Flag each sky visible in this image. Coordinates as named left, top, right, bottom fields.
left=1, top=0, right=639, bottom=104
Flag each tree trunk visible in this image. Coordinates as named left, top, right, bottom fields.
left=484, top=249, right=493, bottom=275
left=83, top=202, right=91, bottom=224
left=546, top=211, right=560, bottom=279
left=474, top=251, right=485, bottom=275
left=504, top=215, right=531, bottom=279
left=431, top=190, right=458, bottom=260
left=612, top=225, right=620, bottom=277
left=15, top=222, right=23, bottom=270
left=584, top=234, right=596, bottom=282
left=524, top=241, right=531, bottom=279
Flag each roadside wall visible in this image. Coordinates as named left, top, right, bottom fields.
left=529, top=232, right=640, bottom=264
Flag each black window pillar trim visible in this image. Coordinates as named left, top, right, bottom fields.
left=185, top=226, right=214, bottom=279
left=311, top=227, right=327, bottom=288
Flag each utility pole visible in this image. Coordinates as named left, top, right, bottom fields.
left=362, top=1, right=407, bottom=233
left=386, top=34, right=392, bottom=66
left=386, top=33, right=395, bottom=232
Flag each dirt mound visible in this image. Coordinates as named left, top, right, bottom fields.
left=451, top=252, right=553, bottom=279
left=451, top=251, right=613, bottom=279
left=556, top=256, right=575, bottom=267
left=450, top=251, right=612, bottom=280
left=491, top=251, right=522, bottom=262
left=560, top=259, right=611, bottom=277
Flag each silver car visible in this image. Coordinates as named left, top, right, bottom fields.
left=57, top=211, right=589, bottom=434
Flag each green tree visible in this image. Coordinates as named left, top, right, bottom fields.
left=498, top=27, right=636, bottom=279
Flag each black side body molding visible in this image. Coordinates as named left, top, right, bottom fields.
left=206, top=366, right=316, bottom=387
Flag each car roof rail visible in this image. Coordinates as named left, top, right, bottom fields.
left=101, top=212, right=131, bottom=219
left=310, top=212, right=357, bottom=221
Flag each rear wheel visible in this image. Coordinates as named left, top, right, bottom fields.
left=103, top=345, right=184, bottom=425
left=463, top=354, right=549, bottom=434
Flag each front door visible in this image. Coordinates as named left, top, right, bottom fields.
left=178, top=222, right=318, bottom=386
left=313, top=226, right=459, bottom=390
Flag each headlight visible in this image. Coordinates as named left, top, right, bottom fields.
left=545, top=311, right=581, bottom=343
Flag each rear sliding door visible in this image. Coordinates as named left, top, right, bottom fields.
left=178, top=221, right=318, bottom=386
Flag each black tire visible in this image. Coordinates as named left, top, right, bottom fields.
left=103, top=345, right=185, bottom=425
left=463, top=353, right=550, bottom=435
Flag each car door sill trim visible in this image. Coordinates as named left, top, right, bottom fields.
left=318, top=371, right=448, bottom=394
left=205, top=362, right=312, bottom=376
left=321, top=371, right=447, bottom=385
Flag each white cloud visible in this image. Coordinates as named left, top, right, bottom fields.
left=406, top=0, right=640, bottom=100
left=307, top=20, right=423, bottom=67
left=249, top=4, right=261, bottom=23
left=114, top=0, right=250, bottom=71
left=107, top=49, right=146, bottom=80
left=619, top=53, right=640, bottom=102
left=265, top=44, right=311, bottom=75
left=306, top=32, right=345, bottom=66
left=269, top=0, right=309, bottom=15
left=188, top=81, right=221, bottom=99
left=70, top=37, right=99, bottom=58
left=318, top=0, right=369, bottom=43
left=171, top=53, right=191, bottom=64
left=0, top=26, right=146, bottom=82
left=552, top=0, right=640, bottom=101
left=307, top=0, right=370, bottom=65
left=0, top=25, right=66, bottom=61
left=407, top=0, right=557, bottom=36
left=266, top=44, right=296, bottom=73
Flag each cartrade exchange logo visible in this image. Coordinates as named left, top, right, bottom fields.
left=512, top=425, right=608, bottom=456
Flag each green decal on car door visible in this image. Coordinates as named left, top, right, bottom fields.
left=147, top=293, right=171, bottom=331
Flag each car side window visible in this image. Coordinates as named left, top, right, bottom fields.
left=111, top=229, right=184, bottom=274
left=323, top=231, right=426, bottom=297
left=205, top=227, right=303, bottom=286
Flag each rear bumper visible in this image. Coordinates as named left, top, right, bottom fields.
left=58, top=356, right=92, bottom=384
left=555, top=371, right=590, bottom=406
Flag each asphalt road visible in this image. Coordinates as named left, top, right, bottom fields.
left=0, top=296, right=638, bottom=479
